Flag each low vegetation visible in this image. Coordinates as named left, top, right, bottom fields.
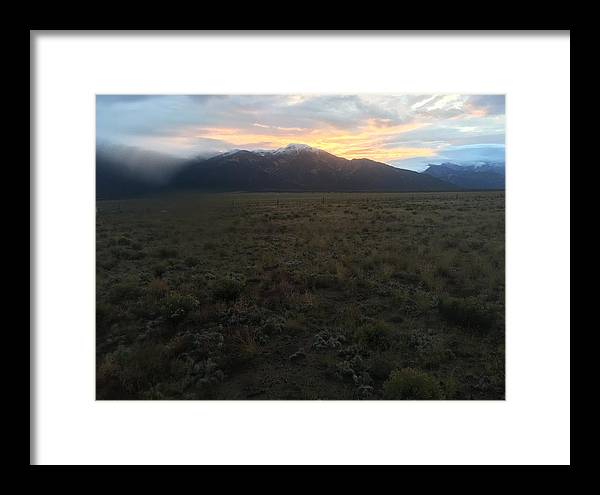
left=96, top=191, right=505, bottom=399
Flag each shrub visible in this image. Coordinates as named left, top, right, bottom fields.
left=312, top=329, right=346, bottom=350
left=438, top=295, right=495, bottom=331
left=152, top=263, right=168, bottom=278
left=153, top=247, right=178, bottom=259
left=192, top=358, right=225, bottom=389
left=97, top=343, right=169, bottom=398
left=221, top=327, right=263, bottom=370
left=354, top=320, right=394, bottom=350
left=441, top=375, right=459, bottom=399
left=369, top=356, right=396, bottom=381
left=310, top=273, right=338, bottom=290
left=96, top=302, right=117, bottom=334
left=261, top=279, right=295, bottom=308
left=161, top=292, right=200, bottom=323
left=185, top=256, right=199, bottom=267
left=108, top=279, right=143, bottom=304
left=383, top=368, right=441, bottom=399
left=147, top=278, right=169, bottom=297
left=116, top=235, right=132, bottom=246
left=284, top=318, right=304, bottom=333
left=211, top=278, right=243, bottom=302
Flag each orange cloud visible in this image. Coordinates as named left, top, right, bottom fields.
left=170, top=120, right=436, bottom=163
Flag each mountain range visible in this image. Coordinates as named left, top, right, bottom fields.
left=171, top=144, right=457, bottom=194
left=97, top=143, right=503, bottom=199
left=423, top=161, right=505, bottom=190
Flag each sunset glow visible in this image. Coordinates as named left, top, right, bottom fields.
left=96, top=95, right=505, bottom=170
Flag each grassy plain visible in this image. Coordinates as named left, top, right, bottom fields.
left=96, top=191, right=505, bottom=400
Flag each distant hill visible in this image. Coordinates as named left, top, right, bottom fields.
left=97, top=143, right=460, bottom=199
left=422, top=162, right=505, bottom=190
left=171, top=144, right=458, bottom=193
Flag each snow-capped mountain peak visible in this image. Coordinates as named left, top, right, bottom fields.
left=272, top=143, right=318, bottom=154
left=217, top=144, right=319, bottom=158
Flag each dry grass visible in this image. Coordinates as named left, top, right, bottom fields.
left=96, top=191, right=505, bottom=400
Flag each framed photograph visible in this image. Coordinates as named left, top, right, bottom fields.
left=31, top=30, right=570, bottom=465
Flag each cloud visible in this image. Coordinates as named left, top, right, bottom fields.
left=96, top=94, right=505, bottom=164
left=391, top=143, right=505, bottom=171
left=96, top=95, right=160, bottom=105
left=465, top=95, right=505, bottom=116
left=440, top=143, right=506, bottom=162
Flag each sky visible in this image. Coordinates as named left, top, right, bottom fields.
left=96, top=94, right=505, bottom=171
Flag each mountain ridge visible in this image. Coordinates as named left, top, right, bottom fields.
left=171, top=145, right=458, bottom=193
left=423, top=161, right=505, bottom=190
left=97, top=144, right=462, bottom=199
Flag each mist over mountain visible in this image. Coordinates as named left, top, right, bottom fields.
left=96, top=143, right=462, bottom=199
left=423, top=161, right=505, bottom=190
left=96, top=144, right=187, bottom=199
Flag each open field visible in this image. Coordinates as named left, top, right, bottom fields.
left=96, top=191, right=505, bottom=400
